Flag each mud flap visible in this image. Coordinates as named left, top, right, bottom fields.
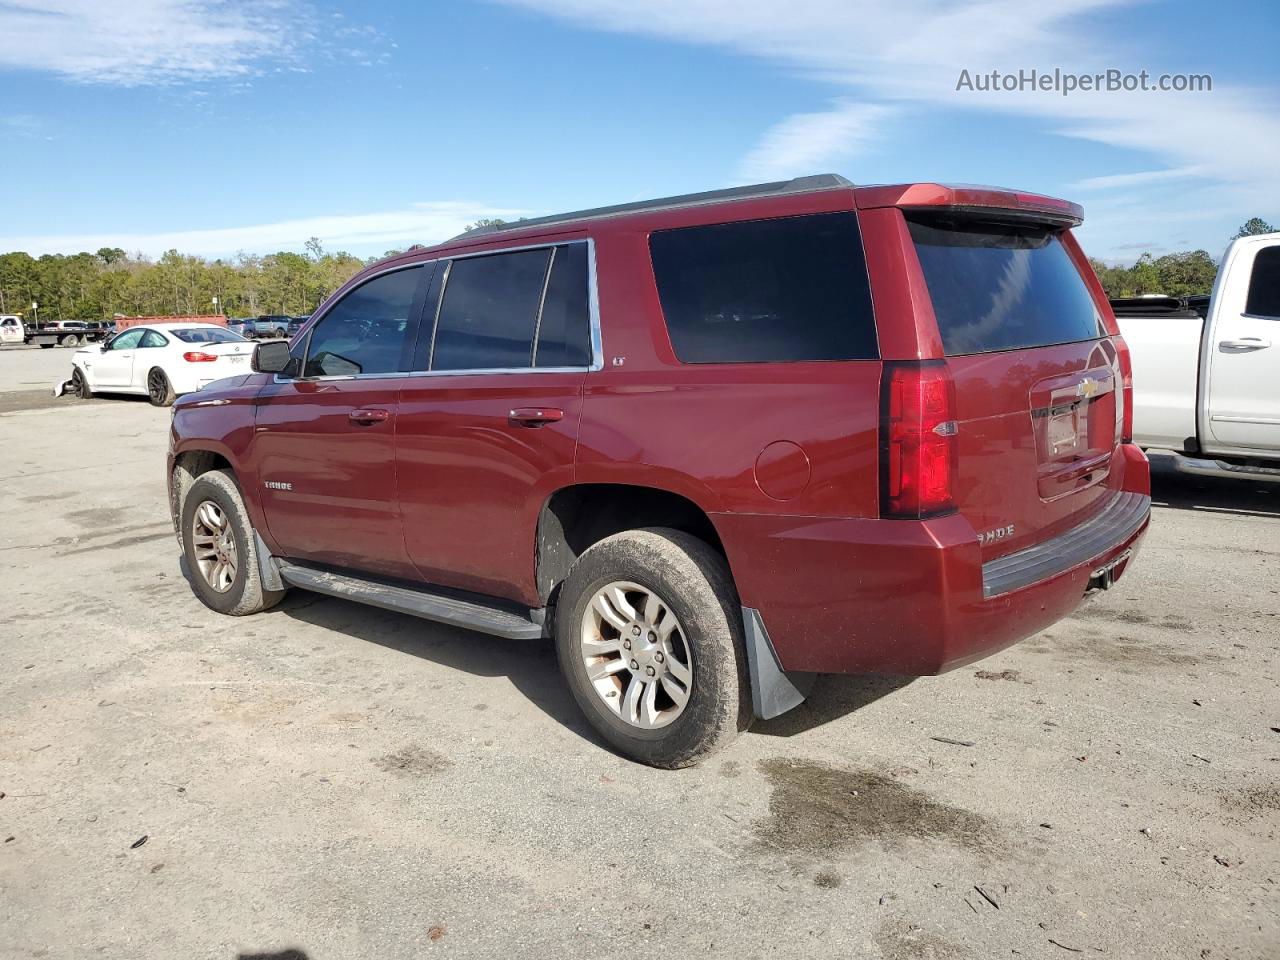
left=742, top=607, right=816, bottom=720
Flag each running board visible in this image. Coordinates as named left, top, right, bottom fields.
left=275, top=562, right=547, bottom=640
left=1171, top=454, right=1280, bottom=483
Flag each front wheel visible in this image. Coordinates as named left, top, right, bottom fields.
left=180, top=469, right=285, bottom=616
left=71, top=367, right=93, bottom=399
left=555, top=527, right=751, bottom=768
left=147, top=368, right=176, bottom=407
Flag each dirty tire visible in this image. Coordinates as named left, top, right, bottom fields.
left=555, top=527, right=751, bottom=769
left=60, top=334, right=80, bottom=347
left=71, top=367, right=93, bottom=399
left=147, top=367, right=176, bottom=407
left=180, top=469, right=285, bottom=616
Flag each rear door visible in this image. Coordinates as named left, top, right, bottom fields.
left=1205, top=240, right=1280, bottom=451
left=395, top=240, right=593, bottom=605
left=251, top=263, right=430, bottom=579
left=907, top=213, right=1121, bottom=560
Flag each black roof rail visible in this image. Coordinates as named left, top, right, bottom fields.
left=449, top=173, right=854, bottom=241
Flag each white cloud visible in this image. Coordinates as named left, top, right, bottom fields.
left=0, top=202, right=529, bottom=259
left=494, top=1, right=1280, bottom=212
left=737, top=101, right=893, bottom=181
left=1070, top=166, right=1207, bottom=191
left=0, top=0, right=317, bottom=85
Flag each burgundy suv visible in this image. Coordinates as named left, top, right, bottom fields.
left=168, top=175, right=1150, bottom=767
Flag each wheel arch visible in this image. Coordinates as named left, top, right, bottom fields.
left=535, top=482, right=728, bottom=606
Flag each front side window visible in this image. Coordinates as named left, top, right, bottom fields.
left=1245, top=245, right=1280, bottom=318
left=649, top=212, right=878, bottom=363
left=431, top=249, right=550, bottom=371
left=303, top=266, right=422, bottom=378
left=109, top=329, right=146, bottom=351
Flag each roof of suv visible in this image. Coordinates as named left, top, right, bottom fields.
left=447, top=174, right=855, bottom=242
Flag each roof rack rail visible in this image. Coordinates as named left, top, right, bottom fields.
left=449, top=173, right=854, bottom=241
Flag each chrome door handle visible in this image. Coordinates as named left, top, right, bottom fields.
left=509, top=407, right=564, bottom=427
left=1219, top=337, right=1271, bottom=350
left=348, top=408, right=390, bottom=425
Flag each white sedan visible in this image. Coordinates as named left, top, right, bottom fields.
left=67, top=323, right=257, bottom=406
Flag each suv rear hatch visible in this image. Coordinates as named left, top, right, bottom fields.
left=905, top=207, right=1123, bottom=561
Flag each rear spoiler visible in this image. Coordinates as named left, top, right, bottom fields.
left=855, top=183, right=1083, bottom=228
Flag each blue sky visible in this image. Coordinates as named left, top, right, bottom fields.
left=1, top=0, right=1277, bottom=263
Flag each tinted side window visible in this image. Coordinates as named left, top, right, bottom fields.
left=139, top=330, right=167, bottom=348
left=431, top=249, right=550, bottom=371
left=1245, top=245, right=1280, bottom=318
left=649, top=212, right=877, bottom=363
left=304, top=266, right=422, bottom=377
left=535, top=243, right=591, bottom=367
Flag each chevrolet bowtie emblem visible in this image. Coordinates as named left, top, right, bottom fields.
left=1077, top=377, right=1100, bottom=399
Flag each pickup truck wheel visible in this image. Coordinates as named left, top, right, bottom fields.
left=181, top=469, right=285, bottom=616
left=147, top=368, right=176, bottom=407
left=555, top=527, right=750, bottom=769
left=71, top=368, right=93, bottom=399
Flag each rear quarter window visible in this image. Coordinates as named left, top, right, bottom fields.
left=908, top=216, right=1104, bottom=356
left=649, top=211, right=877, bottom=363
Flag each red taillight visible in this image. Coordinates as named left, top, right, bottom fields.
left=1114, top=335, right=1134, bottom=444
left=880, top=361, right=959, bottom=519
left=182, top=351, right=218, bottom=363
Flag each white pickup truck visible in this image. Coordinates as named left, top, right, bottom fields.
left=1114, top=232, right=1280, bottom=482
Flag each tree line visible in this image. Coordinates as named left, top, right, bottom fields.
left=0, top=218, right=1273, bottom=323
left=0, top=238, right=373, bottom=323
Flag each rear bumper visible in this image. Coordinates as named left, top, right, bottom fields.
left=714, top=443, right=1151, bottom=676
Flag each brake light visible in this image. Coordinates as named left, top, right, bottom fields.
left=880, top=361, right=959, bottom=519
left=1114, top=336, right=1134, bottom=443
left=183, top=351, right=218, bottom=363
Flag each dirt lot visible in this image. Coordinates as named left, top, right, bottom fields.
left=1, top=345, right=1277, bottom=960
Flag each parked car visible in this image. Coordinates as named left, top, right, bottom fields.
left=167, top=175, right=1151, bottom=767
left=1113, top=231, right=1280, bottom=481
left=227, top=318, right=254, bottom=338
left=68, top=322, right=255, bottom=406
left=288, top=316, right=310, bottom=337
left=253, top=315, right=292, bottom=338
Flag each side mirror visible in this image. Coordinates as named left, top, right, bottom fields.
left=253, top=339, right=293, bottom=374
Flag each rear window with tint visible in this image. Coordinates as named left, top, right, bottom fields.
left=172, top=327, right=245, bottom=343
left=649, top=212, right=877, bottom=363
left=908, top=217, right=1104, bottom=355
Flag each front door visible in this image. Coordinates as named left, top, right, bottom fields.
left=1207, top=240, right=1280, bottom=450
left=396, top=240, right=593, bottom=605
left=0, top=317, right=21, bottom=344
left=91, top=328, right=145, bottom=386
left=251, top=263, right=430, bottom=579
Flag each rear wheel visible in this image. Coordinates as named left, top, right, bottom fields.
left=180, top=469, right=285, bottom=616
left=39, top=343, right=54, bottom=349
left=555, top=527, right=750, bottom=768
left=60, top=334, right=80, bottom=347
left=147, top=368, right=176, bottom=407
left=71, top=367, right=93, bottom=399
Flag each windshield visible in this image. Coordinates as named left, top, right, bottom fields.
left=171, top=327, right=247, bottom=344
left=908, top=215, right=1104, bottom=356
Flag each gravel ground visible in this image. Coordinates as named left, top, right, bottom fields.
left=1, top=347, right=1277, bottom=960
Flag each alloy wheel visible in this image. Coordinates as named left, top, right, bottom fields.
left=148, top=370, right=167, bottom=404
left=579, top=580, right=693, bottom=729
left=190, top=500, right=237, bottom=593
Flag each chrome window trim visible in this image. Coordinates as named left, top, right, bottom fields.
left=275, top=238, right=601, bottom=384
left=529, top=246, right=556, bottom=366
